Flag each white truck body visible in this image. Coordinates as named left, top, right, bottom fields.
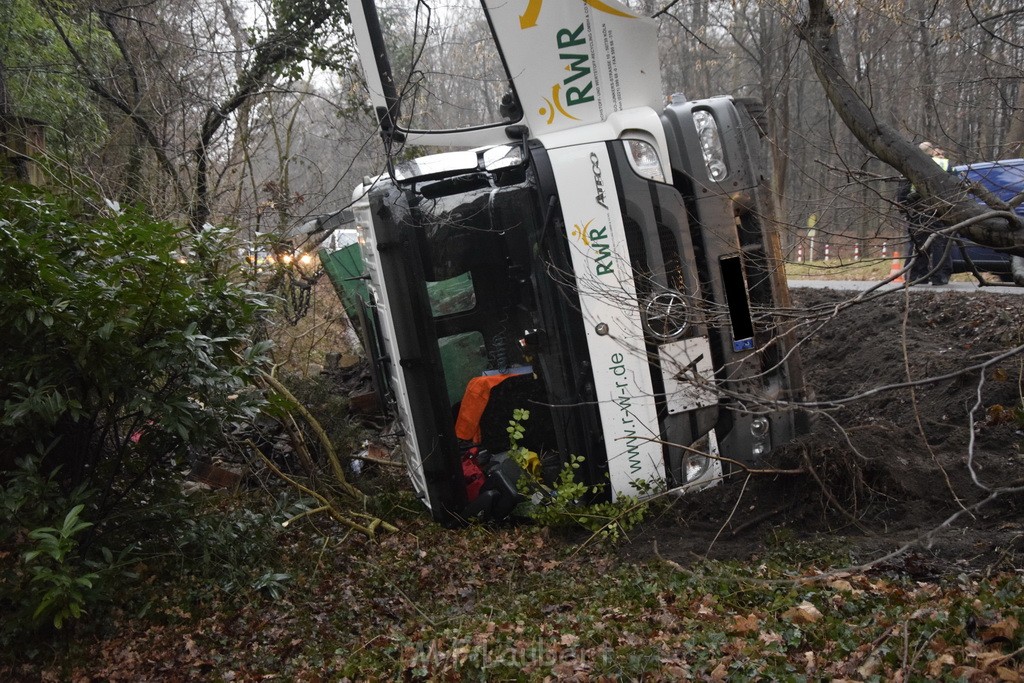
left=344, top=0, right=805, bottom=521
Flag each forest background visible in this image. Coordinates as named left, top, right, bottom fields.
left=2, top=1, right=1024, bottom=679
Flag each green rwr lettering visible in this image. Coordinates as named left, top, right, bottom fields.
left=556, top=24, right=585, bottom=49
left=592, top=241, right=613, bottom=263
left=560, top=54, right=591, bottom=84
left=566, top=84, right=594, bottom=105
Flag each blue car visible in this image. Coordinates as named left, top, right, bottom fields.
left=948, top=159, right=1023, bottom=283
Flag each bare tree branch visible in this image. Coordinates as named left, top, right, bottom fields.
left=44, top=5, right=188, bottom=206
left=794, top=0, right=1024, bottom=256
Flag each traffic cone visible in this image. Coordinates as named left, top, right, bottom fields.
left=888, top=251, right=904, bottom=283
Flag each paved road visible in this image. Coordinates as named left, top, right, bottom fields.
left=788, top=279, right=1024, bottom=294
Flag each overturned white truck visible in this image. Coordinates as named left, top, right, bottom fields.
left=343, top=0, right=807, bottom=522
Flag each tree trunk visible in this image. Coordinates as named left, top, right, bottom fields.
left=794, top=0, right=1024, bottom=255
left=1003, top=82, right=1024, bottom=158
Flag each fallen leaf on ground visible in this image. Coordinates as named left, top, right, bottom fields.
left=952, top=665, right=986, bottom=681
left=828, top=579, right=854, bottom=592
left=997, top=666, right=1021, bottom=682
left=857, top=655, right=882, bottom=678
left=982, top=617, right=1019, bottom=644
left=729, top=613, right=759, bottom=634
left=782, top=601, right=822, bottom=624
left=928, top=653, right=956, bottom=677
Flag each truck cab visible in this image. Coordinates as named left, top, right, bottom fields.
left=344, top=0, right=807, bottom=522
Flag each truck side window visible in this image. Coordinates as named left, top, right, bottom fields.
left=427, top=272, right=476, bottom=316
left=437, top=331, right=488, bottom=406
left=381, top=1, right=510, bottom=132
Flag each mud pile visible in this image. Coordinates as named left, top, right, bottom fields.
left=636, top=287, right=1024, bottom=573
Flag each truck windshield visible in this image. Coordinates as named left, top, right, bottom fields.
left=380, top=0, right=512, bottom=133
left=414, top=183, right=558, bottom=456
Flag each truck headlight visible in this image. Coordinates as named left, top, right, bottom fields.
left=693, top=110, right=727, bottom=181
left=685, top=453, right=711, bottom=482
left=623, top=140, right=665, bottom=182
left=750, top=416, right=770, bottom=437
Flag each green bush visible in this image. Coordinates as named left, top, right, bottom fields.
left=143, top=490, right=299, bottom=601
left=0, top=185, right=271, bottom=501
left=2, top=459, right=86, bottom=640
left=508, top=410, right=650, bottom=541
left=22, top=503, right=99, bottom=629
left=0, top=185, right=273, bottom=637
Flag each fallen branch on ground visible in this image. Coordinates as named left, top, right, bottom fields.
left=259, top=371, right=366, bottom=504
left=248, top=439, right=397, bottom=539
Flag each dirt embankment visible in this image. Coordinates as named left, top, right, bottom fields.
left=636, top=287, right=1024, bottom=574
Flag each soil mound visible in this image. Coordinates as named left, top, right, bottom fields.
left=633, top=287, right=1024, bottom=574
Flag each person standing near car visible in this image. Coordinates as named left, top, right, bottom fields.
left=897, top=141, right=954, bottom=285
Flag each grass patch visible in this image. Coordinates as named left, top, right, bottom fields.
left=10, top=513, right=1022, bottom=681
left=785, top=258, right=986, bottom=283
left=786, top=258, right=896, bottom=281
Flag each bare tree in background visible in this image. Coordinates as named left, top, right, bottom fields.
left=39, top=0, right=357, bottom=231
left=795, top=0, right=1024, bottom=256
left=652, top=0, right=1024, bottom=270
